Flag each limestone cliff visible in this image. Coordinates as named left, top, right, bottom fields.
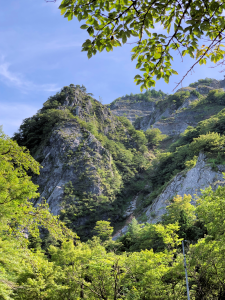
left=113, top=153, right=225, bottom=239
left=145, top=153, right=225, bottom=223
left=33, top=121, right=114, bottom=216
left=110, top=77, right=225, bottom=136
left=14, top=84, right=153, bottom=239
left=109, top=99, right=155, bottom=123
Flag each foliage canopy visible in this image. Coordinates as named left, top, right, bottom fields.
left=0, top=128, right=74, bottom=244
left=59, top=0, right=225, bottom=90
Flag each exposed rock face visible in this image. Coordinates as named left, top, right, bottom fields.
left=14, top=79, right=225, bottom=241
left=150, top=96, right=201, bottom=135
left=112, top=194, right=138, bottom=240
left=32, top=86, right=124, bottom=219
left=13, top=84, right=151, bottom=241
left=196, top=85, right=215, bottom=94
left=34, top=121, right=113, bottom=216
left=133, top=94, right=202, bottom=135
left=145, top=153, right=225, bottom=223
left=133, top=105, right=174, bottom=132
left=123, top=194, right=137, bottom=218
left=210, top=78, right=223, bottom=89
left=113, top=153, right=225, bottom=240
left=110, top=78, right=225, bottom=136
left=178, top=78, right=225, bottom=91
left=25, top=84, right=149, bottom=239
left=109, top=99, right=155, bottom=123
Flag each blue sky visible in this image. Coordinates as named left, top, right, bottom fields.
left=1, top=0, right=225, bottom=137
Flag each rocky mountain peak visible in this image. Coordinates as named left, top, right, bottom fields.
left=14, top=83, right=156, bottom=239
left=13, top=78, right=225, bottom=241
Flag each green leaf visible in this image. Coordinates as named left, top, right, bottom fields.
left=182, top=50, right=188, bottom=56
left=154, top=53, right=161, bottom=59
left=140, top=83, right=145, bottom=92
left=80, top=24, right=89, bottom=29
left=87, top=51, right=92, bottom=59
left=58, top=2, right=67, bottom=9
left=59, top=0, right=225, bottom=87
left=135, top=79, right=142, bottom=85
left=164, top=75, right=170, bottom=83
left=83, top=39, right=92, bottom=47
left=171, top=70, right=178, bottom=75
left=68, top=12, right=73, bottom=21
left=134, top=74, right=142, bottom=79
left=87, top=26, right=94, bottom=36
left=122, top=34, right=127, bottom=44
left=60, top=7, right=67, bottom=15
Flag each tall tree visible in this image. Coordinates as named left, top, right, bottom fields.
left=0, top=128, right=74, bottom=243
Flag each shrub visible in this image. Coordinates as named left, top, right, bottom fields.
left=189, top=132, right=224, bottom=155
left=166, top=91, right=190, bottom=109
left=190, top=90, right=200, bottom=98
left=189, top=78, right=212, bottom=88
left=205, top=89, right=225, bottom=105
left=145, top=128, right=166, bottom=148
left=185, top=156, right=198, bottom=169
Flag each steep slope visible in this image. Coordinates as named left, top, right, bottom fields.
left=108, top=89, right=166, bottom=123
left=14, top=79, right=225, bottom=241
left=145, top=152, right=225, bottom=223
left=134, top=90, right=225, bottom=135
left=14, top=84, right=153, bottom=240
left=135, top=105, right=225, bottom=219
left=113, top=106, right=225, bottom=239
left=110, top=77, right=225, bottom=136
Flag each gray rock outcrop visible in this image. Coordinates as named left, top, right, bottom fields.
left=110, top=77, right=225, bottom=136
left=109, top=99, right=155, bottom=123
left=34, top=121, right=114, bottom=216
left=145, top=153, right=225, bottom=223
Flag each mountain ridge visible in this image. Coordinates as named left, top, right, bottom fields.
left=13, top=77, right=225, bottom=240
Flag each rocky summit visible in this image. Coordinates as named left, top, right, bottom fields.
left=13, top=78, right=225, bottom=240
left=111, top=77, right=225, bottom=135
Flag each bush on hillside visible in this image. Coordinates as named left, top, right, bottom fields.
left=205, top=89, right=225, bottom=105
left=145, top=128, right=167, bottom=147
left=189, top=78, right=213, bottom=88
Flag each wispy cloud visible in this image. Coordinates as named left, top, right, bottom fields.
left=0, top=59, right=60, bottom=92
left=20, top=39, right=83, bottom=56
left=0, top=103, right=39, bottom=137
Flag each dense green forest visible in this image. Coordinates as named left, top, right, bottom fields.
left=1, top=128, right=225, bottom=299
left=2, top=82, right=225, bottom=299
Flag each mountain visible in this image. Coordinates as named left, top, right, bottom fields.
left=13, top=78, right=225, bottom=240
left=13, top=84, right=153, bottom=240
left=111, top=77, right=225, bottom=135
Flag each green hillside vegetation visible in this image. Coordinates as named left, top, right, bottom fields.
left=122, top=88, right=225, bottom=211
left=156, top=90, right=191, bottom=110
left=111, top=90, right=193, bottom=115
left=189, top=77, right=213, bottom=88
left=1, top=142, right=225, bottom=299
left=13, top=85, right=167, bottom=240
left=12, top=84, right=225, bottom=237
left=138, top=106, right=225, bottom=209
left=3, top=81, right=225, bottom=298
left=110, top=88, right=166, bottom=106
